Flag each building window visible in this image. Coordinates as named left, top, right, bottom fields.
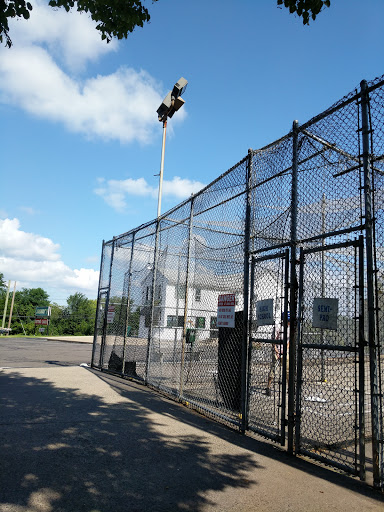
left=167, top=315, right=176, bottom=327
left=195, top=317, right=205, bottom=329
left=210, top=316, right=217, bottom=329
left=146, top=307, right=161, bottom=327
left=167, top=315, right=184, bottom=327
left=195, top=287, right=201, bottom=302
left=176, top=284, right=186, bottom=300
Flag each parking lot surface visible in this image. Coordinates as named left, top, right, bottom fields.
left=0, top=337, right=383, bottom=512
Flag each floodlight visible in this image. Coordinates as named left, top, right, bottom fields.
left=155, top=76, right=188, bottom=218
left=172, top=77, right=188, bottom=99
left=156, top=91, right=172, bottom=121
left=167, top=97, right=185, bottom=118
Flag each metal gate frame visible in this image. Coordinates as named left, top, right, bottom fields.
left=295, top=236, right=366, bottom=478
left=91, top=288, right=109, bottom=369
left=247, top=248, right=290, bottom=444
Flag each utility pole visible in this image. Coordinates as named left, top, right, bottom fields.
left=7, top=281, right=17, bottom=330
left=1, top=280, right=11, bottom=332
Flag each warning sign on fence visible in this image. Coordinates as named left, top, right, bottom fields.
left=217, top=294, right=235, bottom=328
left=256, top=299, right=275, bottom=326
left=312, top=298, right=338, bottom=330
left=107, top=306, right=115, bottom=324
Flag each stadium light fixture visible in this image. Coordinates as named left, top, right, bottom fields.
left=156, top=77, right=188, bottom=218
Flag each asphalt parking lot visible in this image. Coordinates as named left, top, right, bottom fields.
left=1, top=337, right=384, bottom=512
left=0, top=337, right=93, bottom=368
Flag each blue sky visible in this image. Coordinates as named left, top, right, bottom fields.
left=0, top=0, right=383, bottom=305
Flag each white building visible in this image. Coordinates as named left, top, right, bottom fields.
left=137, top=262, right=284, bottom=342
left=138, top=266, right=244, bottom=342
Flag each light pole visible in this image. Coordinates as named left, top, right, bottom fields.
left=156, top=77, right=188, bottom=218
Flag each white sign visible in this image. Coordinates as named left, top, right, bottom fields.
left=39, top=328, right=45, bottom=333
left=107, top=305, right=115, bottom=324
left=312, top=298, right=338, bottom=330
left=256, top=299, right=275, bottom=326
left=217, top=294, right=235, bottom=328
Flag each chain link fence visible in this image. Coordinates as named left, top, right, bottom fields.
left=92, top=75, right=384, bottom=490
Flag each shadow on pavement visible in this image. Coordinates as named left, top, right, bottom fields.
left=94, top=370, right=384, bottom=505
left=0, top=368, right=260, bottom=512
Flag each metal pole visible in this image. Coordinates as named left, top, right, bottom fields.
left=358, top=234, right=366, bottom=481
left=281, top=248, right=290, bottom=445
left=145, top=220, right=161, bottom=383
left=157, top=119, right=167, bottom=218
left=320, top=193, right=326, bottom=382
left=246, top=255, right=255, bottom=423
left=1, top=280, right=11, bottom=331
left=91, top=240, right=105, bottom=368
left=179, top=198, right=194, bottom=399
left=288, top=120, right=299, bottom=454
left=7, top=281, right=16, bottom=330
left=360, top=79, right=380, bottom=488
left=295, top=247, right=305, bottom=452
left=240, top=150, right=252, bottom=432
left=122, top=233, right=135, bottom=375
left=100, top=239, right=115, bottom=368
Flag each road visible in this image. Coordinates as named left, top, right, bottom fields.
left=0, top=337, right=92, bottom=368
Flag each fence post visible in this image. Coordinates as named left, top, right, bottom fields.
left=358, top=234, right=366, bottom=481
left=240, top=150, right=252, bottom=432
left=91, top=239, right=105, bottom=368
left=122, top=232, right=135, bottom=375
left=145, top=221, right=160, bottom=384
left=100, top=238, right=116, bottom=368
left=179, top=198, right=195, bottom=399
left=288, top=120, right=299, bottom=455
left=360, top=79, right=381, bottom=489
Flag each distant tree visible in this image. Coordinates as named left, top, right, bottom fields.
left=62, top=292, right=96, bottom=335
left=1, top=0, right=158, bottom=48
left=0, top=286, right=50, bottom=335
left=16, top=287, right=50, bottom=316
left=0, top=272, right=6, bottom=291
left=277, top=0, right=330, bottom=24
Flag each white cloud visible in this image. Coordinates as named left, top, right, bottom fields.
left=0, top=218, right=60, bottom=262
left=0, top=218, right=99, bottom=298
left=0, top=1, right=178, bottom=144
left=0, top=46, right=163, bottom=143
left=9, top=0, right=118, bottom=70
left=94, top=176, right=206, bottom=212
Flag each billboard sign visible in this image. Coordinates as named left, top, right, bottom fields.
left=35, top=306, right=51, bottom=318
left=35, top=318, right=49, bottom=326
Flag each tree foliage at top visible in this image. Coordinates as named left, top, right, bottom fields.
left=1, top=1, right=331, bottom=49
left=0, top=0, right=157, bottom=48
left=277, top=0, right=331, bottom=24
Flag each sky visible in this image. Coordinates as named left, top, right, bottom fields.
left=0, top=0, right=383, bottom=305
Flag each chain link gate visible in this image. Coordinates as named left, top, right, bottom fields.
left=91, top=75, right=384, bottom=491
left=91, top=289, right=108, bottom=369
left=247, top=249, right=290, bottom=444
left=295, top=237, right=366, bottom=477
